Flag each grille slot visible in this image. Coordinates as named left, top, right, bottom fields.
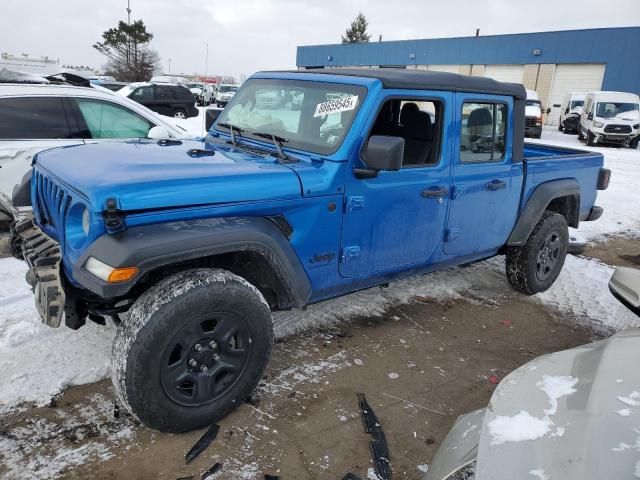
left=32, top=169, right=73, bottom=239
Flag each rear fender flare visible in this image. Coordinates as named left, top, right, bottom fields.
left=507, top=179, right=580, bottom=246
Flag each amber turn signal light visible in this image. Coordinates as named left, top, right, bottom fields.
left=107, top=267, right=139, bottom=283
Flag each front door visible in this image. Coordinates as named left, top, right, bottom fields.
left=340, top=91, right=452, bottom=278
left=444, top=94, right=522, bottom=255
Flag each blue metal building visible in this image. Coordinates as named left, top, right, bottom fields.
left=296, top=27, right=640, bottom=124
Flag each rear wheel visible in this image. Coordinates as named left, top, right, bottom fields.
left=112, top=269, right=273, bottom=432
left=506, top=211, right=568, bottom=295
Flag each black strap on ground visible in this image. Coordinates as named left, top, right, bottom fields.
left=357, top=393, right=392, bottom=480
left=185, top=424, right=220, bottom=464
left=342, top=473, right=363, bottom=480
left=201, top=462, right=223, bottom=479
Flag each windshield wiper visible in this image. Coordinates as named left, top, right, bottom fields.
left=251, top=132, right=292, bottom=162
left=217, top=122, right=244, bottom=146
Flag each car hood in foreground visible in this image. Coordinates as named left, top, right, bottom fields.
left=427, top=328, right=640, bottom=480
left=34, top=139, right=301, bottom=212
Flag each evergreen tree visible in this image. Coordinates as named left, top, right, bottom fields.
left=93, top=20, right=160, bottom=82
left=341, top=13, right=371, bottom=44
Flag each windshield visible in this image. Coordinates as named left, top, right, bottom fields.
left=219, top=85, right=238, bottom=93
left=570, top=100, right=584, bottom=109
left=596, top=102, right=639, bottom=118
left=215, top=79, right=367, bottom=156
left=186, top=83, right=201, bottom=89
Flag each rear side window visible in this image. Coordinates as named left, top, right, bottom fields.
left=460, top=102, right=506, bottom=163
left=0, top=97, right=73, bottom=139
left=174, top=86, right=194, bottom=101
left=74, top=98, right=154, bottom=139
left=156, top=86, right=176, bottom=101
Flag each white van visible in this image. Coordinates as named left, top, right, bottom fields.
left=524, top=89, right=542, bottom=138
left=558, top=92, right=585, bottom=133
left=579, top=91, right=640, bottom=148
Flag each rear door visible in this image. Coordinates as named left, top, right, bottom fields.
left=0, top=96, right=81, bottom=195
left=444, top=93, right=523, bottom=256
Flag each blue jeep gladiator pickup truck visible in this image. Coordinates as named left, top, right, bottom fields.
left=8, top=69, right=609, bottom=432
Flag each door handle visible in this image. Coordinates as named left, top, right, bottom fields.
left=422, top=187, right=448, bottom=198
left=485, top=180, right=506, bottom=191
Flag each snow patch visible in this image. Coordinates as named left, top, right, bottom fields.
left=488, top=411, right=554, bottom=445
left=529, top=469, right=549, bottom=480
left=618, top=391, right=640, bottom=407
left=536, top=375, right=579, bottom=415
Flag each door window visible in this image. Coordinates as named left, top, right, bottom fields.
left=74, top=98, right=154, bottom=138
left=460, top=103, right=506, bottom=163
left=367, top=98, right=442, bottom=166
left=0, top=97, right=73, bottom=139
left=131, top=86, right=154, bottom=101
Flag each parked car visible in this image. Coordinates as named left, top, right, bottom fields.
left=425, top=266, right=640, bottom=480
left=0, top=74, right=192, bottom=198
left=558, top=92, right=585, bottom=133
left=92, top=80, right=129, bottom=92
left=524, top=89, right=542, bottom=138
left=215, top=83, right=239, bottom=107
left=6, top=69, right=609, bottom=433
left=117, top=82, right=199, bottom=119
left=185, top=82, right=212, bottom=105
left=579, top=91, right=640, bottom=148
left=150, top=75, right=186, bottom=85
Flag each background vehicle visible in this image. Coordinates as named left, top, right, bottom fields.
left=524, top=89, right=542, bottom=138
left=185, top=82, right=212, bottom=105
left=150, top=75, right=187, bottom=85
left=215, top=83, right=239, bottom=107
left=92, top=80, right=129, bottom=92
left=425, top=266, right=640, bottom=480
left=117, top=82, right=199, bottom=118
left=579, top=91, right=640, bottom=147
left=558, top=92, right=585, bottom=133
left=0, top=78, right=191, bottom=197
left=8, top=69, right=608, bottom=433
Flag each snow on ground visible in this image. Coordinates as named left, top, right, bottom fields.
left=162, top=106, right=212, bottom=138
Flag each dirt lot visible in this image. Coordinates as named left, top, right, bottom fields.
left=1, top=234, right=634, bottom=479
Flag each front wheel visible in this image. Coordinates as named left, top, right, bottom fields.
left=506, top=211, right=568, bottom=295
left=577, top=128, right=584, bottom=141
left=112, top=269, right=273, bottom=432
left=173, top=109, right=187, bottom=119
left=587, top=130, right=596, bottom=146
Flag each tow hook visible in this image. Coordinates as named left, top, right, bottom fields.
left=103, top=198, right=125, bottom=233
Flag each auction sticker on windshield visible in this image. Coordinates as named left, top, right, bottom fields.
left=314, top=95, right=359, bottom=117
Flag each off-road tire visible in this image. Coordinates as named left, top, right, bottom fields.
left=506, top=211, right=569, bottom=295
left=112, top=268, right=273, bottom=432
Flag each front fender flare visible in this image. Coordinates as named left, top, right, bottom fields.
left=72, top=217, right=312, bottom=308
left=507, top=179, right=580, bottom=247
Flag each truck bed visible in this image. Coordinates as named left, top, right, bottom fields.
left=521, top=142, right=605, bottom=221
left=523, top=142, right=602, bottom=161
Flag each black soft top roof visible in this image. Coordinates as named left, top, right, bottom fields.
left=280, top=68, right=527, bottom=100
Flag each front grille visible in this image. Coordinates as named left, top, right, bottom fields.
left=604, top=124, right=632, bottom=134
left=525, top=117, right=538, bottom=127
left=33, top=169, right=72, bottom=240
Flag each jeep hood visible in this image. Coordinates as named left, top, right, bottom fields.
left=34, top=139, right=301, bottom=211
left=427, top=328, right=640, bottom=480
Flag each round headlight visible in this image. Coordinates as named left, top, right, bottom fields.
left=82, top=207, right=90, bottom=235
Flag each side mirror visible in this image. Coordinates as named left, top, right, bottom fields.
left=609, top=267, right=640, bottom=316
left=588, top=113, right=594, bottom=121
left=147, top=125, right=171, bottom=140
left=356, top=136, right=404, bottom=179
left=565, top=108, right=570, bottom=114
left=546, top=108, right=551, bottom=114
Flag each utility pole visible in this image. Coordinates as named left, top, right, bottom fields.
left=126, top=0, right=131, bottom=24
left=204, top=43, right=209, bottom=81
left=168, top=58, right=171, bottom=73
left=126, top=0, right=132, bottom=67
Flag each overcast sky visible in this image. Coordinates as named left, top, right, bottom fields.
left=1, top=0, right=638, bottom=79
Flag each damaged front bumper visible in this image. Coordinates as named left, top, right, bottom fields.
left=11, top=215, right=65, bottom=328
